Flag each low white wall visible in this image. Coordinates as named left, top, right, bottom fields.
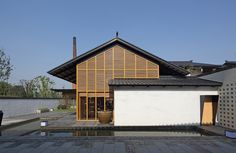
left=0, top=98, right=61, bottom=118
left=114, top=86, right=218, bottom=126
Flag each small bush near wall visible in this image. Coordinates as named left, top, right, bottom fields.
left=36, top=108, right=49, bottom=113
left=57, top=104, right=67, bottom=109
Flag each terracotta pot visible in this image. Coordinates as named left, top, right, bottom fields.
left=98, top=111, right=112, bottom=124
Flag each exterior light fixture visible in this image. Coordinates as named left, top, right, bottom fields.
left=40, top=121, right=48, bottom=127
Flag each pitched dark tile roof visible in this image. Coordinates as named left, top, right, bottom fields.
left=108, top=76, right=222, bottom=87
left=197, top=61, right=236, bottom=77
left=48, top=37, right=189, bottom=83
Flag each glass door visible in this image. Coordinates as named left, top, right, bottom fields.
left=80, top=97, right=86, bottom=120
left=88, top=97, right=95, bottom=119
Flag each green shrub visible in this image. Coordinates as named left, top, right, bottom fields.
left=57, top=104, right=67, bottom=109
left=36, top=108, right=49, bottom=113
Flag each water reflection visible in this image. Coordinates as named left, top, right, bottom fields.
left=38, top=130, right=206, bottom=137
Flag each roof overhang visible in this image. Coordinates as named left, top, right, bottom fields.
left=48, top=37, right=189, bottom=83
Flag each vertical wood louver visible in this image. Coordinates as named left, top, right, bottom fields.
left=76, top=45, right=160, bottom=120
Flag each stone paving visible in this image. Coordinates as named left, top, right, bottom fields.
left=198, top=125, right=225, bottom=136
left=0, top=136, right=236, bottom=153
left=42, top=112, right=113, bottom=130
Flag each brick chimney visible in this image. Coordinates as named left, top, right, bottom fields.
left=73, top=37, right=77, bottom=58
left=72, top=37, right=77, bottom=89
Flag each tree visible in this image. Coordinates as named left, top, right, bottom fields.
left=7, top=85, right=25, bottom=97
left=0, top=81, right=11, bottom=96
left=35, top=76, right=55, bottom=98
left=19, top=79, right=38, bottom=97
left=0, top=49, right=13, bottom=81
left=0, top=49, right=13, bottom=96
left=19, top=75, right=59, bottom=98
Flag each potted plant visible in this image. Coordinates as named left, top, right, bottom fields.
left=98, top=111, right=112, bottom=124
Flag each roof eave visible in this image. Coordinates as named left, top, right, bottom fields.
left=48, top=37, right=189, bottom=81
left=109, top=84, right=222, bottom=87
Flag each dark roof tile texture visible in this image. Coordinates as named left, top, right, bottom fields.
left=109, top=76, right=222, bottom=86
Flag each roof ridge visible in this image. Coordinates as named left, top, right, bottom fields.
left=48, top=37, right=190, bottom=83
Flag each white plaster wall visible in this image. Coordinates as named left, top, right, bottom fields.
left=114, top=86, right=218, bottom=126
left=0, top=99, right=61, bottom=118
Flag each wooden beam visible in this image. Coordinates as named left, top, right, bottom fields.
left=103, top=52, right=106, bottom=111
left=146, top=60, right=148, bottom=78
left=95, top=56, right=97, bottom=120
left=76, top=64, right=79, bottom=120
left=112, top=48, right=114, bottom=79
left=135, top=55, right=137, bottom=78
left=124, top=49, right=126, bottom=78
left=86, top=61, right=88, bottom=120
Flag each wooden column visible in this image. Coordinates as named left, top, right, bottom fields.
left=95, top=57, right=97, bottom=120
left=76, top=64, right=79, bottom=120
left=103, top=52, right=106, bottom=111
left=86, top=61, right=88, bottom=120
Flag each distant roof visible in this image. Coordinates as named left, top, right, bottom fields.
left=108, top=76, right=222, bottom=87
left=223, top=60, right=236, bottom=67
left=48, top=37, right=189, bottom=83
left=198, top=62, right=236, bottom=77
left=169, top=60, right=221, bottom=68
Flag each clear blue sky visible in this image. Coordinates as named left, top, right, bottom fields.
left=1, top=0, right=236, bottom=88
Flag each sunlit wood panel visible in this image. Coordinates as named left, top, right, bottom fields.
left=105, top=70, right=113, bottom=91
left=78, top=70, right=86, bottom=91
left=125, top=51, right=135, bottom=69
left=136, top=70, right=146, bottom=78
left=125, top=70, right=135, bottom=78
left=114, top=46, right=124, bottom=69
left=105, top=49, right=113, bottom=69
left=96, top=70, right=104, bottom=91
left=88, top=70, right=95, bottom=91
left=76, top=44, right=160, bottom=120
left=96, top=53, right=104, bottom=69
left=114, top=70, right=124, bottom=78
left=88, top=57, right=95, bottom=69
left=78, top=62, right=86, bottom=69
left=136, top=56, right=146, bottom=69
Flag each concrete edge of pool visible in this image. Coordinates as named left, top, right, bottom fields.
left=39, top=125, right=223, bottom=136
left=0, top=118, right=40, bottom=130
left=0, top=135, right=226, bottom=140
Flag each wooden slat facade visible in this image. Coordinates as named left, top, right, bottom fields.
left=76, top=45, right=160, bottom=120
